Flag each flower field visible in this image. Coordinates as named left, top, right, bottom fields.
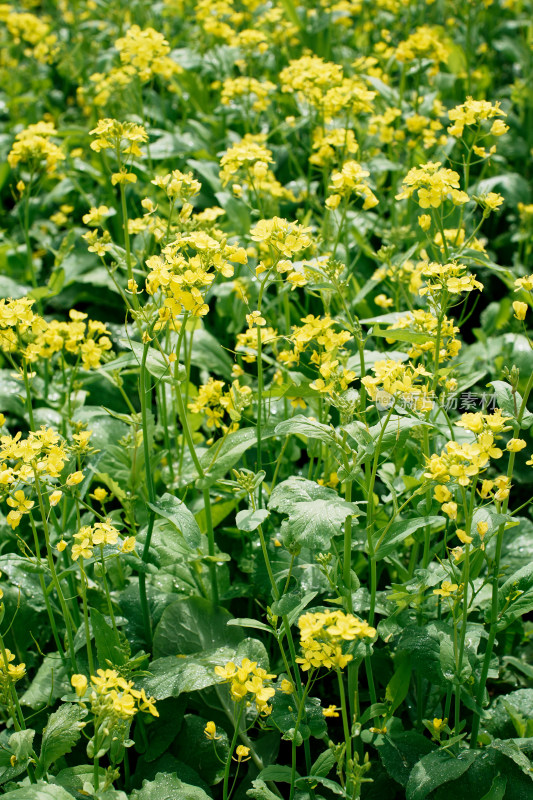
left=1, top=0, right=533, bottom=798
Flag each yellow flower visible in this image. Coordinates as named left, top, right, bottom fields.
left=56, top=539, right=67, bottom=552
left=323, top=705, right=340, bottom=717
left=456, top=529, right=473, bottom=545
left=512, top=301, right=528, bottom=321
left=204, top=721, right=221, bottom=740
left=233, top=745, right=250, bottom=762
left=433, top=581, right=459, bottom=597
left=121, top=536, right=136, bottom=553
left=507, top=438, right=526, bottom=452
left=66, top=471, right=84, bottom=486
left=90, top=487, right=108, bottom=503
left=280, top=679, right=294, bottom=694
left=71, top=674, right=88, bottom=697
left=246, top=310, right=266, bottom=328
left=49, top=490, right=62, bottom=506
left=441, top=502, right=457, bottom=520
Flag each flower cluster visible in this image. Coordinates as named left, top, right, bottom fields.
left=220, top=76, right=276, bottom=112
left=296, top=610, right=376, bottom=671
left=146, top=230, right=247, bottom=327
left=384, top=310, right=461, bottom=362
left=425, top=409, right=512, bottom=490
left=362, top=360, right=433, bottom=409
left=448, top=98, right=508, bottom=139
left=189, top=378, right=252, bottom=431
left=115, top=25, right=181, bottom=83
left=280, top=55, right=375, bottom=120
left=71, top=669, right=158, bottom=720
left=325, top=160, right=378, bottom=211
left=215, top=658, right=277, bottom=715
left=8, top=120, right=65, bottom=176
left=0, top=299, right=112, bottom=369
left=70, top=520, right=135, bottom=561
left=396, top=161, right=469, bottom=209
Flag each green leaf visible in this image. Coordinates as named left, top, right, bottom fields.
left=141, top=638, right=264, bottom=700
left=275, top=415, right=344, bottom=452
left=496, top=561, right=533, bottom=629
left=0, top=730, right=36, bottom=785
left=152, top=597, right=243, bottom=658
left=269, top=477, right=360, bottom=551
left=270, top=693, right=327, bottom=742
left=406, top=750, right=478, bottom=800
left=39, top=705, right=85, bottom=775
left=489, top=739, right=533, bottom=778
left=119, top=338, right=186, bottom=383
left=143, top=698, right=186, bottom=763
left=148, top=494, right=202, bottom=550
left=385, top=652, right=412, bottom=714
left=189, top=328, right=234, bottom=379
left=198, top=424, right=276, bottom=483
left=132, top=772, right=211, bottom=800
left=0, top=782, right=77, bottom=800
left=310, top=749, right=336, bottom=778
left=372, top=325, right=435, bottom=345
left=258, top=765, right=294, bottom=782
left=374, top=516, right=444, bottom=561
left=140, top=648, right=236, bottom=700
left=91, top=608, right=129, bottom=668
left=236, top=508, right=270, bottom=532
left=376, top=731, right=435, bottom=788
left=368, top=416, right=429, bottom=451
left=20, top=653, right=70, bottom=710
left=479, top=774, right=507, bottom=800
left=488, top=380, right=533, bottom=429
left=174, top=714, right=229, bottom=785
left=246, top=779, right=279, bottom=800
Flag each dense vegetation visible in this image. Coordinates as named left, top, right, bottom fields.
left=0, top=1, right=532, bottom=798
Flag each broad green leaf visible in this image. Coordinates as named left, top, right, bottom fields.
left=488, top=380, right=533, bottom=429
left=373, top=516, right=445, bottom=561
left=91, top=608, right=129, bottom=668
left=174, top=714, right=230, bottom=785
left=372, top=325, right=435, bottom=345
left=274, top=415, right=344, bottom=452
left=198, top=424, right=276, bottom=482
left=132, top=772, right=211, bottom=800
left=489, top=738, right=533, bottom=778
left=406, top=750, right=478, bottom=800
left=189, top=328, right=234, bottom=380
left=152, top=597, right=243, bottom=658
left=246, top=779, right=279, bottom=800
left=368, top=416, right=429, bottom=451
left=496, top=561, right=533, bottom=629
left=376, top=731, right=434, bottom=788
left=0, top=782, right=77, bottom=800
left=310, top=749, right=336, bottom=778
left=0, top=730, right=36, bottom=785
left=20, top=653, right=70, bottom=710
left=385, top=652, right=412, bottom=714
left=141, top=638, right=264, bottom=699
left=258, top=765, right=294, bottom=782
left=119, top=338, right=186, bottom=383
left=269, top=476, right=360, bottom=551
left=479, top=775, right=507, bottom=800
left=148, top=493, right=202, bottom=549
left=39, top=704, right=85, bottom=775
left=140, top=648, right=236, bottom=700
left=270, top=693, right=326, bottom=742
left=143, top=698, right=186, bottom=763
left=236, top=508, right=270, bottom=532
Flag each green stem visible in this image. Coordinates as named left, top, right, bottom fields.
left=79, top=560, right=95, bottom=676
